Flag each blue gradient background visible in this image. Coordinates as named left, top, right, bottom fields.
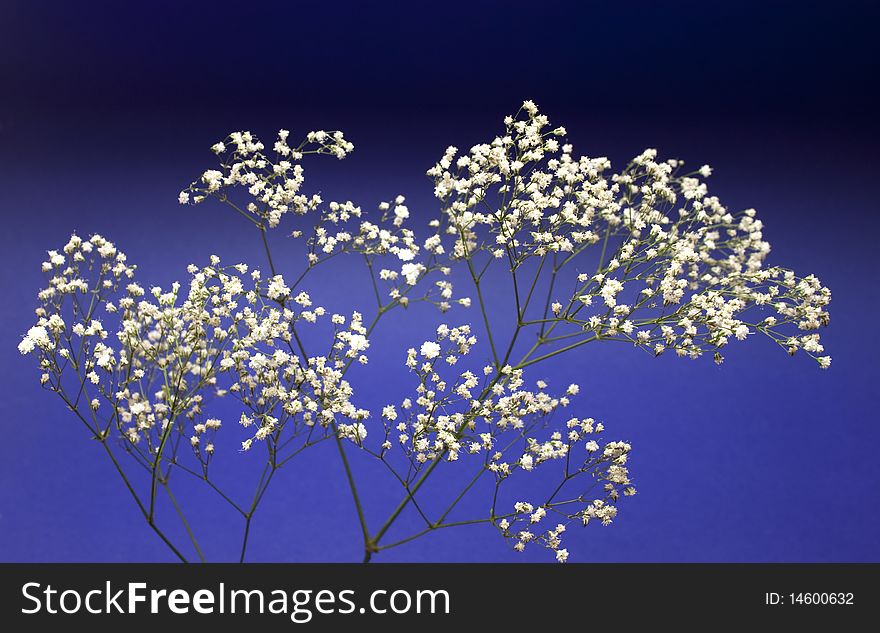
left=0, top=1, right=877, bottom=562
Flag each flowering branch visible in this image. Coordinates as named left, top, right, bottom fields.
left=18, top=102, right=831, bottom=562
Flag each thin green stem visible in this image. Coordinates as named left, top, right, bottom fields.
left=467, top=256, right=500, bottom=367
left=434, top=466, right=487, bottom=526
left=56, top=388, right=188, bottom=562
left=515, top=335, right=598, bottom=369
left=260, top=226, right=277, bottom=276
left=376, top=519, right=490, bottom=552
left=239, top=518, right=252, bottom=564
left=100, top=438, right=188, bottom=563
left=333, top=433, right=372, bottom=553
left=372, top=457, right=443, bottom=545
left=163, top=482, right=206, bottom=562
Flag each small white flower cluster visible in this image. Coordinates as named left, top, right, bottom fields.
left=19, top=235, right=372, bottom=463
left=427, top=101, right=832, bottom=368
left=186, top=132, right=469, bottom=312
left=179, top=128, right=355, bottom=227
left=18, top=323, right=54, bottom=355
left=307, top=195, right=470, bottom=312
left=495, top=439, right=634, bottom=561
left=19, top=234, right=134, bottom=384
left=373, top=324, right=634, bottom=561
left=198, top=286, right=371, bottom=453
left=380, top=324, right=479, bottom=464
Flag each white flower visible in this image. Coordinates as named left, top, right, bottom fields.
left=339, top=423, right=368, bottom=443
left=267, top=275, right=290, bottom=300
left=556, top=549, right=569, bottom=563
left=17, top=337, right=35, bottom=354
left=382, top=405, right=397, bottom=421
left=401, top=262, right=424, bottom=286
left=347, top=333, right=370, bottom=352
left=19, top=326, right=51, bottom=354
left=419, top=341, right=441, bottom=359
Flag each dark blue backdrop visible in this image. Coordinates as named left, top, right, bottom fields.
left=0, top=0, right=877, bottom=562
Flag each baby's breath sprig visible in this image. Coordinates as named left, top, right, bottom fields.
left=19, top=102, right=831, bottom=562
